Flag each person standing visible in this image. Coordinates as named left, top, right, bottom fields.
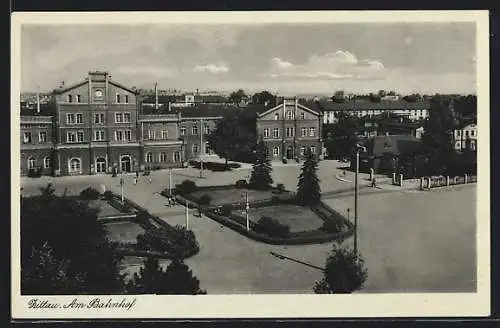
left=133, top=176, right=138, bottom=185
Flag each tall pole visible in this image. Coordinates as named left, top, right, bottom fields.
left=199, top=118, right=204, bottom=178
left=354, top=150, right=359, bottom=258
left=185, top=200, right=189, bottom=230
left=120, top=171, right=124, bottom=203
left=168, top=168, right=172, bottom=196
left=245, top=192, right=249, bottom=231
left=154, top=82, right=158, bottom=110
left=36, top=85, right=40, bottom=114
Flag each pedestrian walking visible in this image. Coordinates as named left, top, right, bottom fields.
left=148, top=176, right=152, bottom=184
left=371, top=177, right=377, bottom=188
left=343, top=170, right=346, bottom=176
left=133, top=176, right=138, bottom=185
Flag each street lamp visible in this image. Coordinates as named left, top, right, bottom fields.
left=119, top=171, right=124, bottom=203
left=168, top=168, right=172, bottom=196
left=354, top=144, right=367, bottom=258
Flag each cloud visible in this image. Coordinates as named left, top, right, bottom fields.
left=271, top=57, right=293, bottom=70
left=267, top=50, right=386, bottom=80
left=193, top=63, right=230, bottom=74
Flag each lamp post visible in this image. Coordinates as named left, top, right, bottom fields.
left=354, top=144, right=367, bottom=258
left=200, top=158, right=204, bottom=179
left=168, top=168, right=172, bottom=196
left=119, top=171, right=124, bottom=203
left=245, top=191, right=250, bottom=232
left=185, top=199, right=189, bottom=230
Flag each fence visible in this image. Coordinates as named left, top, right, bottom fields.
left=422, top=174, right=477, bottom=190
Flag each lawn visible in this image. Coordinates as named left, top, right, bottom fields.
left=105, top=221, right=145, bottom=243
left=86, top=199, right=127, bottom=218
left=239, top=204, right=324, bottom=233
left=189, top=188, right=293, bottom=206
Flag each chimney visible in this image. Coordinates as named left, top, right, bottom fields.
left=36, top=87, right=40, bottom=114
left=154, top=82, right=159, bottom=110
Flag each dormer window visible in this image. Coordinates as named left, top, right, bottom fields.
left=76, top=94, right=81, bottom=103
left=124, top=95, right=129, bottom=103
left=67, top=95, right=73, bottom=103
left=274, top=113, right=279, bottom=120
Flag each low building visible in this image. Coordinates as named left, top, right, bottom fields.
left=353, top=135, right=422, bottom=175
left=316, top=99, right=430, bottom=124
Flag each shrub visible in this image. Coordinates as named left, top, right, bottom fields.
left=321, top=219, right=344, bottom=233
left=253, top=216, right=290, bottom=238
left=276, top=183, right=286, bottom=193
left=282, top=158, right=288, bottom=164
left=197, top=194, right=212, bottom=206
left=228, top=163, right=242, bottom=169
left=79, top=187, right=101, bottom=200
left=220, top=204, right=233, bottom=216
left=122, top=202, right=133, bottom=213
left=175, top=180, right=197, bottom=194
left=103, top=191, right=114, bottom=201
left=235, top=179, right=247, bottom=189
left=27, top=168, right=42, bottom=178
left=136, top=225, right=199, bottom=259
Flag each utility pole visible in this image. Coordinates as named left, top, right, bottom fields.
left=199, top=118, right=204, bottom=178
left=185, top=200, right=189, bottom=230
left=354, top=144, right=366, bottom=259
left=168, top=168, right=172, bottom=196
left=245, top=191, right=249, bottom=231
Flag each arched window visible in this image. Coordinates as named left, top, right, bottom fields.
left=159, top=152, right=167, bottom=162
left=300, top=112, right=305, bottom=120
left=146, top=152, right=153, bottom=163
left=192, top=144, right=199, bottom=154
left=274, top=113, right=279, bottom=120
left=69, top=158, right=81, bottom=173
left=44, top=157, right=51, bottom=169
left=272, top=146, right=280, bottom=157
left=286, top=110, right=293, bottom=120
left=28, top=157, right=36, bottom=169
left=173, top=151, right=181, bottom=162
left=67, top=95, right=73, bottom=103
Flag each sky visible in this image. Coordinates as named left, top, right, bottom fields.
left=21, top=22, right=477, bottom=95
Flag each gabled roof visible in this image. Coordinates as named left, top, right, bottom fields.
left=109, top=81, right=138, bottom=94
left=365, top=135, right=421, bottom=157
left=256, top=102, right=320, bottom=118
left=317, top=100, right=431, bottom=111
left=52, top=78, right=138, bottom=95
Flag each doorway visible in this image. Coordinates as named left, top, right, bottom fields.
left=286, top=146, right=294, bottom=160
left=96, top=157, right=107, bottom=174
left=120, top=155, right=131, bottom=173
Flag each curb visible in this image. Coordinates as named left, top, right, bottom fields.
left=335, top=174, right=352, bottom=183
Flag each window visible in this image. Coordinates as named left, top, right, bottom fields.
left=273, top=128, right=280, bottom=138
left=146, top=152, right=153, bottom=163
left=161, top=130, right=168, bottom=139
left=28, top=157, right=36, bottom=169
left=192, top=144, right=199, bottom=154
left=471, top=140, right=476, bottom=150
left=263, top=128, right=270, bottom=138
left=115, top=113, right=130, bottom=123
left=286, top=127, right=295, bottom=137
left=68, top=95, right=73, bottom=103
left=465, top=131, right=469, bottom=138
left=44, top=157, right=51, bottom=169
left=274, top=113, right=279, bottom=120
left=192, top=125, right=198, bottom=135
left=38, top=131, right=47, bottom=143
left=308, top=127, right=316, bottom=137
left=286, top=110, right=293, bottom=120
left=148, top=130, right=156, bottom=140
left=301, top=127, right=307, bottom=137
left=300, top=112, right=305, bottom=120
left=77, top=131, right=84, bottom=142
left=94, top=113, right=105, bottom=124
left=173, top=151, right=181, bottom=162
left=159, top=152, right=167, bottom=162
left=471, top=130, right=476, bottom=137
left=67, top=131, right=76, bottom=143
left=23, top=132, right=32, bottom=144
left=69, top=158, right=81, bottom=173
left=204, top=125, right=210, bottom=135
left=124, top=130, right=131, bottom=141
left=94, top=130, right=105, bottom=141
left=124, top=95, right=129, bottom=103
left=180, top=127, right=186, bottom=135
left=115, top=131, right=123, bottom=141
left=455, top=130, right=461, bottom=138
left=205, top=143, right=211, bottom=154
left=76, top=95, right=81, bottom=103
left=272, top=146, right=280, bottom=157
left=67, top=113, right=75, bottom=124
left=116, top=94, right=121, bottom=103
left=76, top=113, right=83, bottom=124
left=310, top=146, right=316, bottom=154
left=300, top=146, right=306, bottom=156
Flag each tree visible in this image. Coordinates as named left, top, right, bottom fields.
left=296, top=149, right=321, bottom=206
left=313, top=245, right=367, bottom=294
left=332, top=90, right=345, bottom=103
left=378, top=90, right=386, bottom=98
left=21, top=184, right=125, bottom=294
left=248, top=139, right=273, bottom=190
left=419, top=95, right=458, bottom=175
left=207, top=111, right=257, bottom=166
left=229, top=89, right=247, bottom=105
left=127, top=257, right=206, bottom=295
left=323, top=112, right=359, bottom=159
left=252, top=91, right=276, bottom=106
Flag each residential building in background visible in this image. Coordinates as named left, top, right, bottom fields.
left=454, top=122, right=477, bottom=152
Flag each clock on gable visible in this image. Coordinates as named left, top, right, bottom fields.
left=95, top=89, right=103, bottom=98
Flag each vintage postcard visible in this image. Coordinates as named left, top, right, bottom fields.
left=11, top=10, right=490, bottom=319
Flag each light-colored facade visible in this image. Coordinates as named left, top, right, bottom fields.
left=454, top=123, right=477, bottom=152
